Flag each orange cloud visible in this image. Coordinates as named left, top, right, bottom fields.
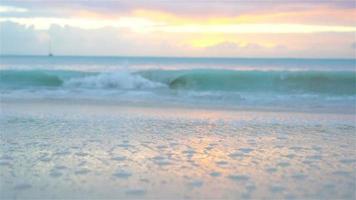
left=131, top=7, right=355, bottom=26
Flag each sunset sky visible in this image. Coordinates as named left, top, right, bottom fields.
left=0, top=0, right=355, bottom=58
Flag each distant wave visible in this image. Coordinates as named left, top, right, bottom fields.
left=1, top=69, right=355, bottom=95
left=1, top=70, right=65, bottom=87
left=141, top=69, right=356, bottom=95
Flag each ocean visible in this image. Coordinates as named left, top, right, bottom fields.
left=1, top=56, right=355, bottom=112
left=0, top=56, right=355, bottom=199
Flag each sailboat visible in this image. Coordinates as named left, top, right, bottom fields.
left=48, top=38, right=53, bottom=57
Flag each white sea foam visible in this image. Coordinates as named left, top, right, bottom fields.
left=64, top=72, right=165, bottom=90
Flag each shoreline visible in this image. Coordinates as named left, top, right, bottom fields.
left=1, top=97, right=355, bottom=116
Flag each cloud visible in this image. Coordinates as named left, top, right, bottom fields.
left=0, top=1, right=354, bottom=58
left=0, top=21, right=354, bottom=58
left=0, top=5, right=27, bottom=13
left=0, top=21, right=190, bottom=56
left=1, top=0, right=354, bottom=19
left=0, top=21, right=48, bottom=54
left=0, top=21, right=128, bottom=55
left=1, top=0, right=354, bottom=35
left=203, top=41, right=284, bottom=57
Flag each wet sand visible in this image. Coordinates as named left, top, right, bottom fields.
left=0, top=100, right=355, bottom=199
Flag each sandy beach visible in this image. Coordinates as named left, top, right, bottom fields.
left=1, top=99, right=355, bottom=199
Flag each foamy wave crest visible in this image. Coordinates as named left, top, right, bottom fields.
left=1, top=69, right=355, bottom=95
left=64, top=72, right=165, bottom=89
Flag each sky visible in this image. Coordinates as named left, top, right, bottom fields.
left=0, top=0, right=355, bottom=58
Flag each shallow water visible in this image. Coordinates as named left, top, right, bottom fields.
left=0, top=100, right=355, bottom=199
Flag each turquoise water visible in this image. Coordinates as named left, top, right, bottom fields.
left=1, top=56, right=355, bottom=112
left=1, top=69, right=355, bottom=95
left=1, top=56, right=355, bottom=71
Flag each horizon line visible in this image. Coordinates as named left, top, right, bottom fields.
left=1, top=54, right=355, bottom=60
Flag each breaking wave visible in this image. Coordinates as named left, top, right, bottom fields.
left=0, top=70, right=164, bottom=90
left=1, top=69, right=355, bottom=95
left=64, top=72, right=165, bottom=89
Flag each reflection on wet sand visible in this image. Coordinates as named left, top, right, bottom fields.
left=0, top=102, right=355, bottom=199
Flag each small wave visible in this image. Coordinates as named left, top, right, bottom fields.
left=0, top=70, right=64, bottom=87
left=140, top=69, right=356, bottom=95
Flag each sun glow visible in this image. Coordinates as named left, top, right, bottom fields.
left=155, top=24, right=356, bottom=34
left=2, top=8, right=355, bottom=34
left=1, top=3, right=355, bottom=57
